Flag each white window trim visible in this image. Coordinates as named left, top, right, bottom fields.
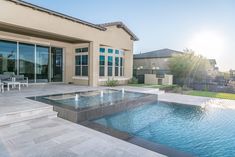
left=99, top=46, right=125, bottom=78
left=99, top=77, right=130, bottom=82
left=72, top=76, right=89, bottom=80
left=75, top=48, right=88, bottom=77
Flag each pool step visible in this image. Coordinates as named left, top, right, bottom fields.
left=0, top=106, right=57, bottom=126
left=119, top=87, right=165, bottom=95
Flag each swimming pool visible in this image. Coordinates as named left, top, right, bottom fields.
left=30, top=89, right=147, bottom=110
left=93, top=101, right=235, bottom=157
left=28, top=89, right=156, bottom=123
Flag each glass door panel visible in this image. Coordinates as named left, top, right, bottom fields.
left=0, top=40, right=17, bottom=75
left=51, top=47, right=63, bottom=82
left=19, top=43, right=35, bottom=83
left=36, top=46, right=49, bottom=83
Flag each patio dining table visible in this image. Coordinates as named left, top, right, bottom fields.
left=3, top=81, right=21, bottom=91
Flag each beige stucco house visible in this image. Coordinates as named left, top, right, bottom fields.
left=133, top=49, right=182, bottom=72
left=133, top=49, right=182, bottom=84
left=0, top=0, right=138, bottom=86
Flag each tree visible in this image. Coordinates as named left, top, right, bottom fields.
left=168, top=49, right=211, bottom=87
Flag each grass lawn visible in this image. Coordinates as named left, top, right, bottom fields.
left=128, top=84, right=235, bottom=100
left=186, top=90, right=235, bottom=100
left=128, top=84, right=178, bottom=89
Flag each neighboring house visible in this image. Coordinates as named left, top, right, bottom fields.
left=133, top=48, right=182, bottom=83
left=0, top=0, right=138, bottom=86
left=134, top=48, right=183, bottom=73
left=229, top=70, right=235, bottom=81
left=208, top=59, right=219, bottom=78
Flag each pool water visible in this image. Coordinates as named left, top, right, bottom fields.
left=94, top=101, right=235, bottom=157
left=43, top=90, right=146, bottom=109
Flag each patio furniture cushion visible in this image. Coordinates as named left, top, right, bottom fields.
left=15, top=75, right=24, bottom=80
left=3, top=72, right=15, bottom=77
left=0, top=74, right=11, bottom=81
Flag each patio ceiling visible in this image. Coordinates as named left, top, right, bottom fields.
left=0, top=22, right=89, bottom=44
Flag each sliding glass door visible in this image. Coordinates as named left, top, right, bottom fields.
left=0, top=40, right=63, bottom=83
left=36, top=46, right=49, bottom=83
left=51, top=47, right=63, bottom=82
left=19, top=43, right=35, bottom=83
left=0, top=40, right=17, bottom=75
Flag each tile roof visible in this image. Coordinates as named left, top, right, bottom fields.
left=98, top=22, right=139, bottom=41
left=134, top=49, right=183, bottom=59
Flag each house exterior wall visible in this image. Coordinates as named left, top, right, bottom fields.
left=133, top=58, right=170, bottom=70
left=144, top=74, right=173, bottom=85
left=0, top=0, right=135, bottom=86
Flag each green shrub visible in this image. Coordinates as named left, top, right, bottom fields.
left=106, top=78, right=119, bottom=87
left=160, top=85, right=180, bottom=91
left=203, top=85, right=209, bottom=91
left=182, top=85, right=192, bottom=91
left=128, top=77, right=138, bottom=84
left=171, top=86, right=183, bottom=93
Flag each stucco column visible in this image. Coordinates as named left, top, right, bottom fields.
left=89, top=41, right=99, bottom=86
left=125, top=49, right=133, bottom=79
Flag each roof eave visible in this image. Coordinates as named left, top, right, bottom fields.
left=99, top=22, right=139, bottom=41
left=116, top=23, right=139, bottom=41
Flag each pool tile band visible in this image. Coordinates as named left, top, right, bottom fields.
left=53, top=94, right=158, bottom=123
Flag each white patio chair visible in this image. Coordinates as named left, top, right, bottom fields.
left=0, top=80, right=4, bottom=93
left=15, top=75, right=28, bottom=87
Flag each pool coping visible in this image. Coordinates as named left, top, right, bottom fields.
left=81, top=121, right=194, bottom=157
left=79, top=99, right=202, bottom=157
left=27, top=89, right=149, bottom=112
left=54, top=94, right=158, bottom=123
left=27, top=89, right=158, bottom=123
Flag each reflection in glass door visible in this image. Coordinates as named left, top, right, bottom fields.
left=0, top=40, right=63, bottom=83
left=51, top=47, right=63, bottom=82
left=36, top=46, right=49, bottom=83
left=19, top=43, right=35, bottom=83
left=0, top=40, right=17, bottom=75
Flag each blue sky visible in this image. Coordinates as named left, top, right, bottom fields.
left=25, top=0, right=235, bottom=71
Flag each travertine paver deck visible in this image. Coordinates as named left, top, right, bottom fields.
left=0, top=84, right=99, bottom=115
left=116, top=86, right=235, bottom=107
left=0, top=84, right=164, bottom=157
left=0, top=117, right=165, bottom=157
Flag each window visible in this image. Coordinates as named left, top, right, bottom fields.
left=98, top=47, right=125, bottom=78
left=75, top=55, right=88, bottom=76
left=108, top=49, right=113, bottom=54
left=115, top=50, right=119, bottom=55
left=81, top=55, right=88, bottom=76
left=99, top=55, right=105, bottom=76
left=36, top=46, right=49, bottom=83
left=115, top=57, right=119, bottom=76
left=100, top=48, right=105, bottom=53
left=51, top=47, right=63, bottom=82
left=19, top=43, right=35, bottom=82
left=75, top=56, right=81, bottom=76
left=0, top=40, right=64, bottom=83
left=120, top=57, right=124, bottom=76
left=108, top=56, right=113, bottom=76
left=75, top=47, right=88, bottom=77
left=120, top=50, right=125, bottom=55
left=76, top=47, right=88, bottom=53
left=0, top=40, right=17, bottom=75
